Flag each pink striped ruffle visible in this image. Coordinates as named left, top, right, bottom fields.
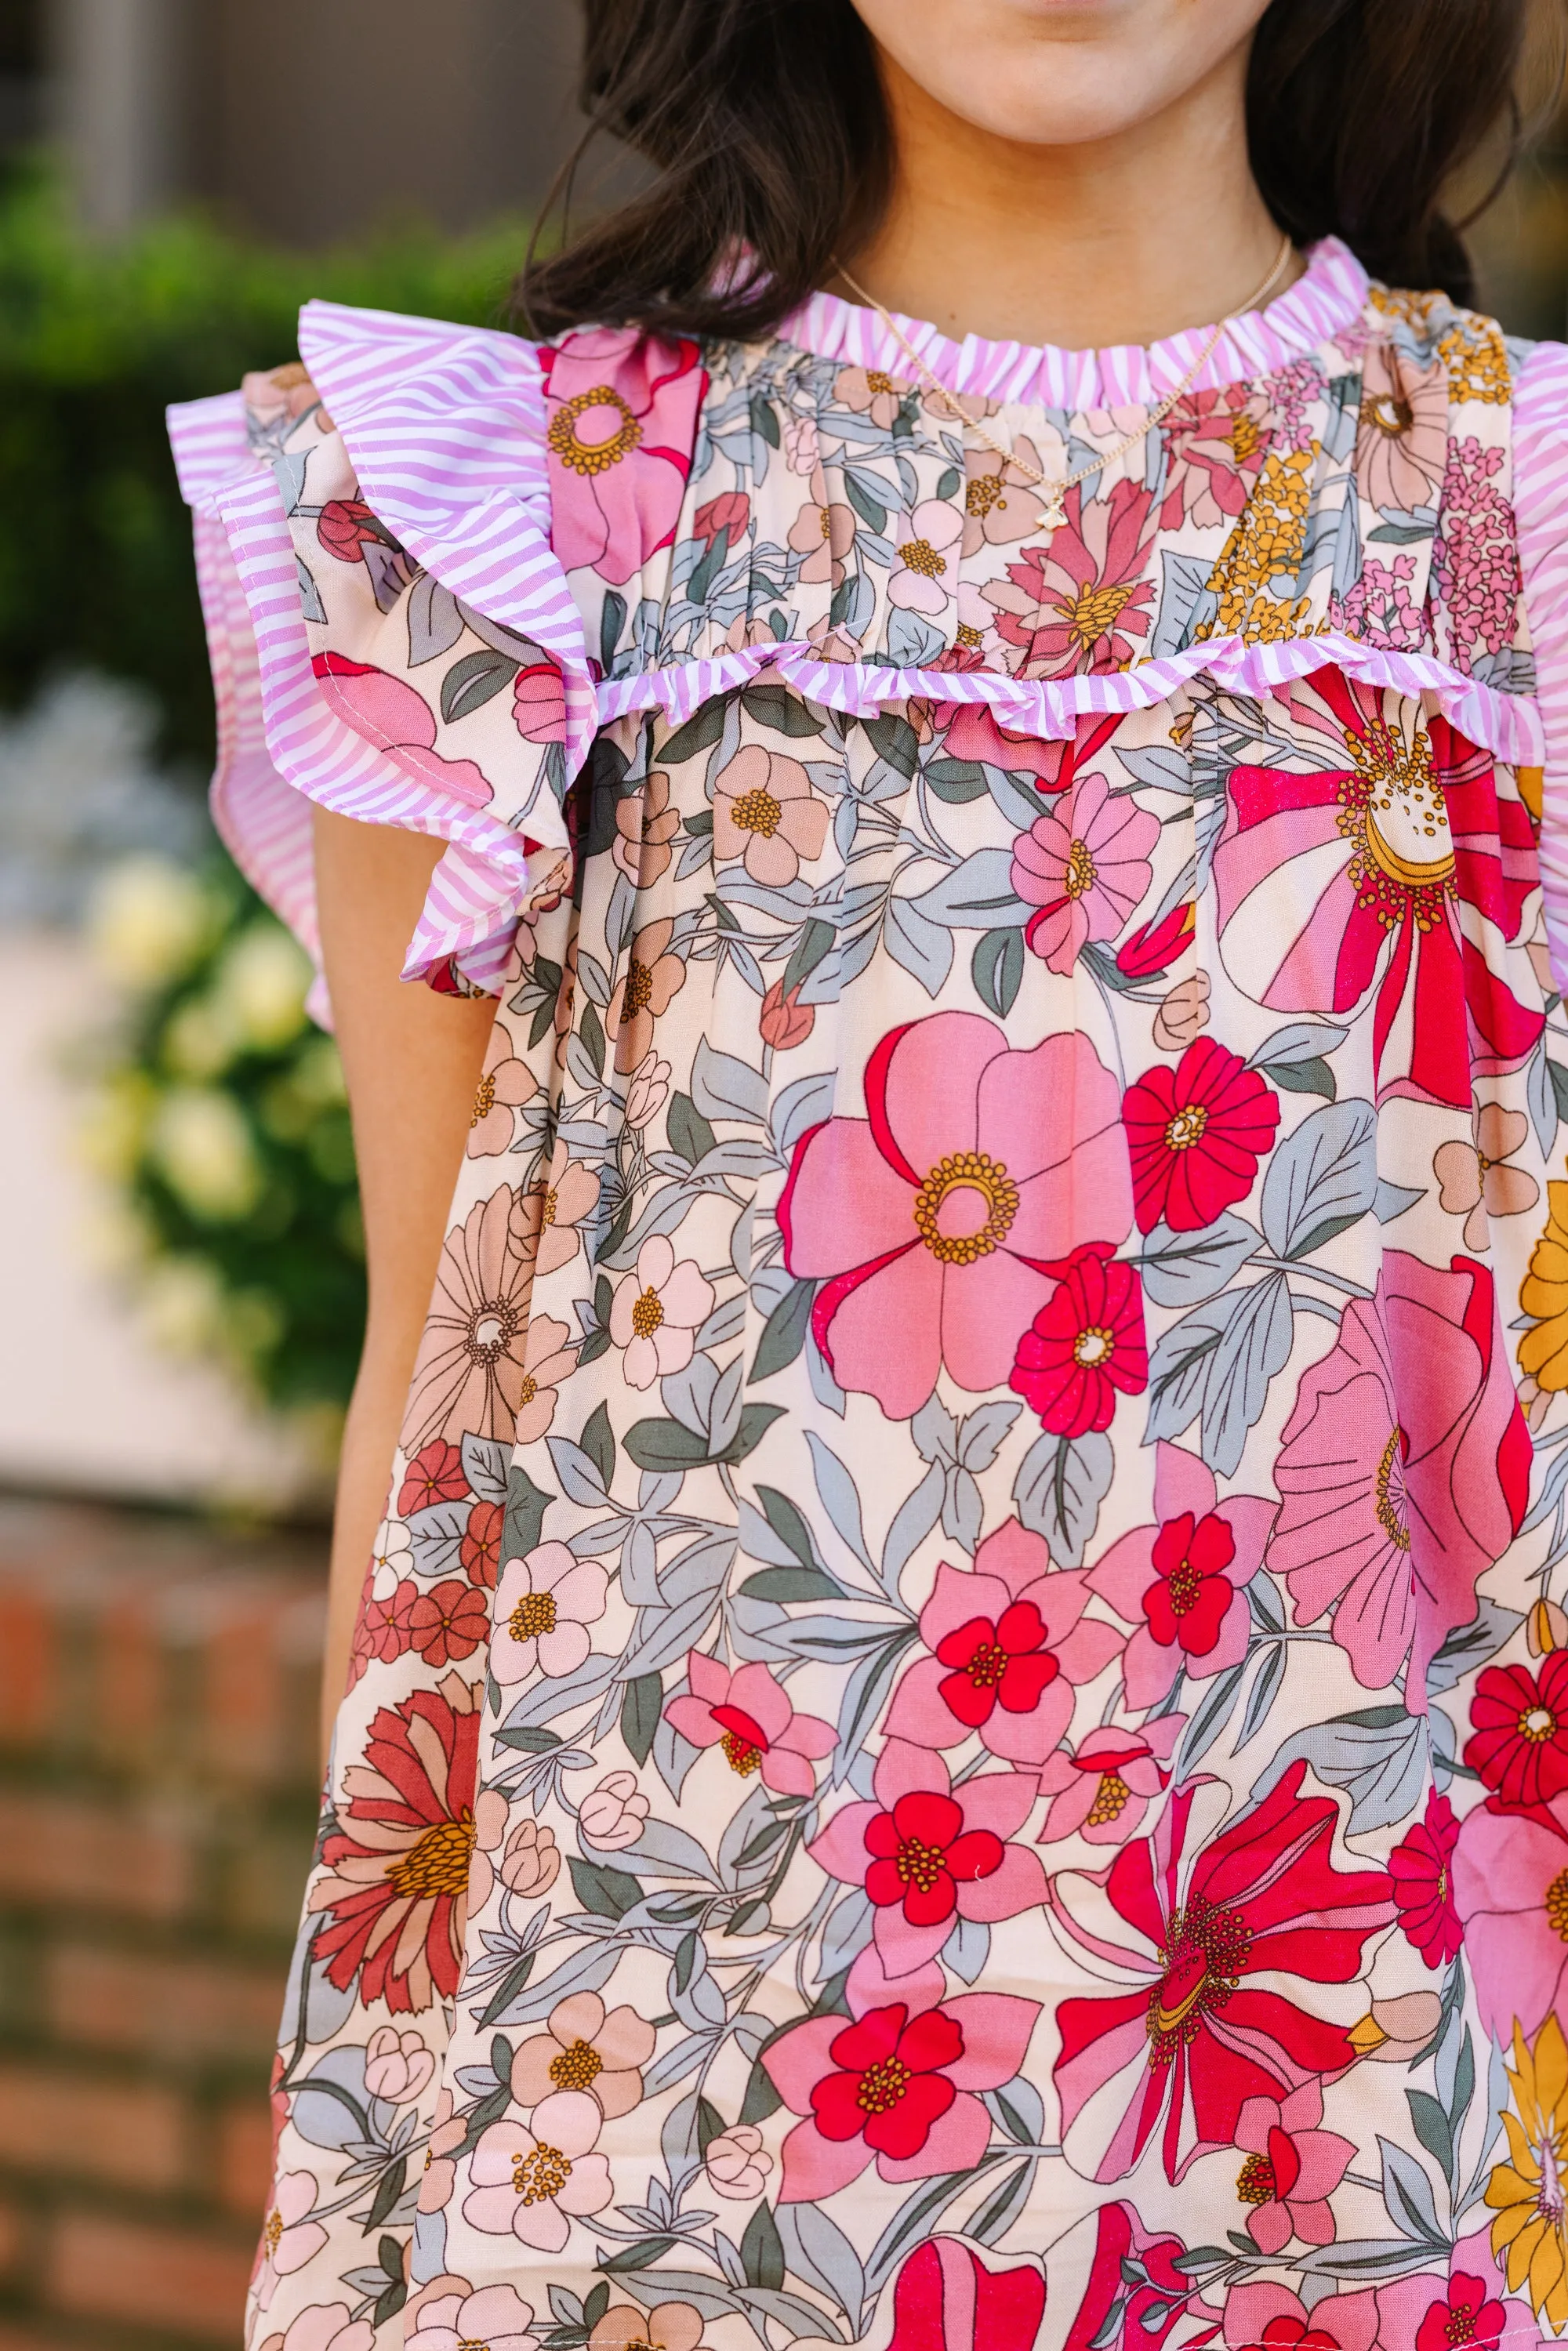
left=1515, top=337, right=1568, bottom=992
left=779, top=237, right=1371, bottom=412
left=599, top=631, right=1544, bottom=768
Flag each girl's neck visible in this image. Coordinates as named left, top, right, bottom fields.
left=838, top=42, right=1297, bottom=353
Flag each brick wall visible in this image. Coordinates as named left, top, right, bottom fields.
left=0, top=1494, right=326, bottom=2350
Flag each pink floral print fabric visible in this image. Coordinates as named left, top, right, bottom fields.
left=169, top=252, right=1568, bottom=2351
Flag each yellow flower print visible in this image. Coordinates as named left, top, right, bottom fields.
left=1200, top=448, right=1316, bottom=641
left=1486, top=2012, right=1568, bottom=2329
left=1521, top=1180, right=1568, bottom=1393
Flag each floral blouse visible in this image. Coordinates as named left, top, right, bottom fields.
left=171, top=237, right=1568, bottom=2351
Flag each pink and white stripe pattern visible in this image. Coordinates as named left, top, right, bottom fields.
left=169, top=242, right=1568, bottom=1005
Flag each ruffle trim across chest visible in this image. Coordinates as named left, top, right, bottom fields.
left=166, top=238, right=1548, bottom=1006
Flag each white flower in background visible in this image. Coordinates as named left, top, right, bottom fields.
left=87, top=854, right=212, bottom=989
left=369, top=1518, right=412, bottom=1595
left=364, top=2026, right=435, bottom=2104
left=624, top=1048, right=671, bottom=1131
left=149, top=1088, right=263, bottom=1221
left=609, top=1236, right=715, bottom=1389
left=214, top=921, right=312, bottom=1050
left=579, top=1770, right=648, bottom=1850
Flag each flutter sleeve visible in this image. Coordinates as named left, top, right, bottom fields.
left=1515, top=336, right=1568, bottom=993
left=166, top=302, right=597, bottom=1015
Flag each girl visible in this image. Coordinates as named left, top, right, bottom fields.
left=171, top=3, right=1568, bottom=2345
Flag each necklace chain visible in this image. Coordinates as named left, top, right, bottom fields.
left=834, top=233, right=1297, bottom=531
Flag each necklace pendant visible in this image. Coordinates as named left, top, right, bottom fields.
left=1040, top=486, right=1066, bottom=534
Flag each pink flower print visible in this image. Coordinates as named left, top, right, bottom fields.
left=463, top=2089, right=612, bottom=2251
left=1433, top=1101, right=1539, bottom=1250
left=311, top=654, right=492, bottom=806
left=809, top=1736, right=1046, bottom=1975
left=833, top=364, right=902, bottom=428
left=509, top=1990, right=653, bottom=2119
left=609, top=1235, right=714, bottom=1389
left=1390, top=1788, right=1462, bottom=1968
left=1213, top=676, right=1541, bottom=1108
left=1232, top=2081, right=1355, bottom=2255
left=539, top=326, right=706, bottom=584
left=692, top=491, right=750, bottom=553
left=363, top=2026, right=434, bottom=2105
left=1159, top=384, right=1273, bottom=532
left=665, top=1653, right=836, bottom=1798
left=1355, top=344, right=1449, bottom=516
left=887, top=2240, right=1047, bottom=2351
left=889, top=499, right=964, bottom=615
left=786, top=465, right=856, bottom=586
left=1453, top=1800, right=1568, bottom=2041
left=938, top=699, right=1070, bottom=786
left=705, top=2123, right=772, bottom=2200
left=1269, top=1250, right=1529, bottom=1696
left=1011, top=767, right=1159, bottom=972
left=512, top=660, right=568, bottom=744
left=1036, top=1718, right=1185, bottom=1846
left=255, top=2171, right=328, bottom=2309
left=492, top=1542, right=609, bottom=1685
left=982, top=478, right=1157, bottom=678
left=885, top=1516, right=1123, bottom=1762
left=579, top=1771, right=648, bottom=1850
left=1434, top=436, right=1521, bottom=669
left=780, top=1011, right=1131, bottom=1418
left=712, top=743, right=829, bottom=884
left=1223, top=2282, right=1379, bottom=2351
left=783, top=415, right=820, bottom=475
left=762, top=1979, right=1040, bottom=2200
left=1087, top=1443, right=1273, bottom=1708
left=468, top=1790, right=561, bottom=1914
left=961, top=442, right=1054, bottom=557
left=259, top=2307, right=376, bottom=2351
left=468, top=1024, right=538, bottom=1157
left=405, top=2283, right=538, bottom=2351
left=1331, top=551, right=1428, bottom=653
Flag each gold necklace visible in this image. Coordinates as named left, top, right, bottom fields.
left=834, top=231, right=1297, bottom=534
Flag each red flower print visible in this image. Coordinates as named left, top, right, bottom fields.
left=1144, top=1511, right=1236, bottom=1653
left=1090, top=1446, right=1272, bottom=1707
left=1159, top=385, right=1273, bottom=532
left=691, top=490, right=750, bottom=551
left=665, top=1653, right=836, bottom=1798
left=313, top=1675, right=482, bottom=2012
left=1465, top=1655, right=1568, bottom=1822
left=1051, top=1761, right=1394, bottom=2181
left=1062, top=2202, right=1216, bottom=2351
left=888, top=2239, right=1046, bottom=2351
left=399, top=1439, right=468, bottom=1518
left=1270, top=1251, right=1529, bottom=1695
left=781, top=1012, right=1131, bottom=1419
left=885, top=1518, right=1123, bottom=1764
left=1390, top=1789, right=1462, bottom=1967
left=1010, top=1242, right=1148, bottom=1437
left=459, top=1498, right=503, bottom=1588
left=317, top=496, right=399, bottom=565
left=539, top=326, right=707, bottom=584
left=762, top=1983, right=1039, bottom=2199
left=1117, top=900, right=1196, bottom=981
left=1213, top=673, right=1541, bottom=1108
left=311, top=653, right=493, bottom=807
left=1413, top=2275, right=1506, bottom=2351
left=408, top=1579, right=489, bottom=1666
left=1123, top=1039, right=1280, bottom=1235
left=1222, top=2283, right=1377, bottom=2351
left=939, top=700, right=1072, bottom=786
left=982, top=479, right=1158, bottom=678
left=512, top=661, right=568, bottom=745
left=350, top=1576, right=419, bottom=1683
left=1011, top=767, right=1159, bottom=974
left=811, top=1738, right=1045, bottom=1974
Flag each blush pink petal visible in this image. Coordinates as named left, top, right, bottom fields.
left=883, top=1655, right=971, bottom=1749
left=808, top=1802, right=879, bottom=1885
left=820, top=1242, right=945, bottom=1419
left=1152, top=1442, right=1216, bottom=1522
left=1453, top=1806, right=1568, bottom=2040
left=777, top=1712, right=837, bottom=1758
left=918, top=1566, right=1018, bottom=1650
left=881, top=1014, right=1004, bottom=1174
left=1247, top=2200, right=1293, bottom=2255
left=877, top=2089, right=992, bottom=2182
left=956, top=1773, right=1042, bottom=1843
left=979, top=1678, right=1074, bottom=1765
left=942, top=1993, right=1041, bottom=2090
left=556, top=2152, right=613, bottom=2214
left=873, top=1738, right=950, bottom=1809
left=659, top=1261, right=716, bottom=1329
left=1218, top=1495, right=1277, bottom=1580
left=463, top=2186, right=529, bottom=2236
left=759, top=1747, right=818, bottom=1797
left=511, top=2200, right=572, bottom=2251
left=650, top=1322, right=695, bottom=1376
left=846, top=1942, right=949, bottom=2012
left=663, top=1696, right=723, bottom=1747
left=536, top=1622, right=592, bottom=1677
left=762, top=2015, right=844, bottom=2113
left=1294, top=2131, right=1356, bottom=2199
left=777, top=2117, right=875, bottom=2202
left=1054, top=1619, right=1125, bottom=1684
left=1122, top=1625, right=1181, bottom=1711
left=781, top=1119, right=915, bottom=1276
left=939, top=1247, right=1057, bottom=1391
left=957, top=1844, right=1048, bottom=1921
left=728, top=1663, right=794, bottom=1745
left=975, top=1521, right=1053, bottom=1597
left=873, top=1906, right=950, bottom=1972
left=686, top=1650, right=731, bottom=1704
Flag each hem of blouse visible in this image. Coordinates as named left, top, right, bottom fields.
left=773, top=238, right=1372, bottom=412
left=595, top=633, right=1544, bottom=768
left=209, top=457, right=568, bottom=988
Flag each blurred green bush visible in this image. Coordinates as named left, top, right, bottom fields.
left=85, top=852, right=366, bottom=1416
left=0, top=165, right=528, bottom=766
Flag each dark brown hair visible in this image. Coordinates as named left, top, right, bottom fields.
left=520, top=0, right=1556, bottom=341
